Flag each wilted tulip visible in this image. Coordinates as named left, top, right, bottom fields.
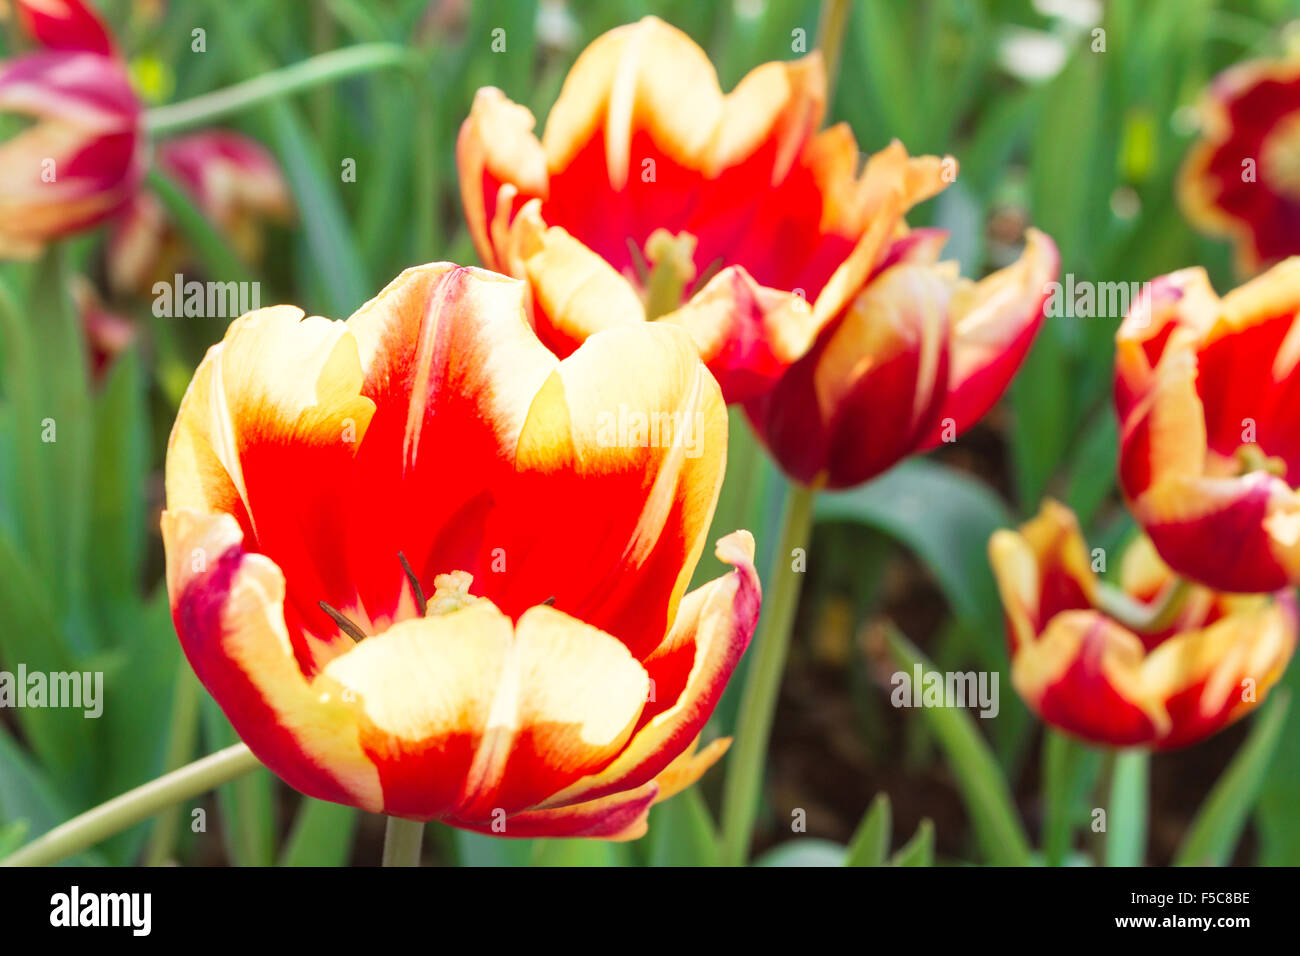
left=162, top=264, right=759, bottom=838
left=1115, top=261, right=1300, bottom=592
left=990, top=500, right=1295, bottom=749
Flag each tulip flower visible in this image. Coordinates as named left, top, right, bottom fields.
left=1180, top=57, right=1300, bottom=275
left=161, top=263, right=760, bottom=838
left=457, top=16, right=890, bottom=402
left=746, top=217, right=1058, bottom=490
left=0, top=0, right=145, bottom=257
left=990, top=500, right=1296, bottom=749
left=108, top=130, right=292, bottom=294
left=1115, top=261, right=1300, bottom=593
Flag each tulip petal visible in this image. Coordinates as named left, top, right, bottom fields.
left=540, top=531, right=758, bottom=808
left=449, top=782, right=659, bottom=841
left=163, top=510, right=382, bottom=811
left=14, top=0, right=115, bottom=55
left=483, top=322, right=727, bottom=660
left=918, top=229, right=1058, bottom=447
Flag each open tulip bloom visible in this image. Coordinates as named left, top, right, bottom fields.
left=459, top=15, right=1057, bottom=443
left=990, top=500, right=1296, bottom=749
left=161, top=264, right=760, bottom=838
left=0, top=0, right=144, bottom=257
left=1116, top=260, right=1300, bottom=593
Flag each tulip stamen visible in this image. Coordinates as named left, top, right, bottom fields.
left=318, top=601, right=368, bottom=643
left=427, top=570, right=485, bottom=616
left=642, top=229, right=698, bottom=320
left=397, top=550, right=428, bottom=616
left=541, top=595, right=556, bottom=606
left=685, top=256, right=725, bottom=299
left=626, top=237, right=650, bottom=286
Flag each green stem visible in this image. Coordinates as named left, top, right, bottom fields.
left=1106, top=748, right=1149, bottom=867
left=1, top=744, right=262, bottom=867
left=816, top=0, right=854, bottom=110
left=1041, top=730, right=1072, bottom=867
left=381, top=817, right=425, bottom=867
left=145, top=43, right=412, bottom=135
left=719, top=481, right=816, bottom=866
left=143, top=663, right=202, bottom=865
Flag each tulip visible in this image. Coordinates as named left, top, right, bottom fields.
left=1180, top=57, right=1300, bottom=275
left=1115, top=261, right=1300, bottom=592
left=746, top=219, right=1058, bottom=489
left=990, top=500, right=1296, bottom=749
left=458, top=16, right=909, bottom=402
left=108, top=130, right=292, bottom=294
left=0, top=0, right=144, bottom=257
left=162, top=263, right=760, bottom=838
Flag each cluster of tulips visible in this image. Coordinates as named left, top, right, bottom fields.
left=3, top=0, right=1300, bottom=862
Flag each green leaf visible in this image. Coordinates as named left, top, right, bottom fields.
left=1258, top=660, right=1300, bottom=864
left=279, top=799, right=359, bottom=866
left=885, top=629, right=1033, bottom=865
left=646, top=788, right=720, bottom=867
left=452, top=828, right=537, bottom=867
left=844, top=793, right=891, bottom=866
left=817, top=459, right=1011, bottom=630
left=754, top=839, right=846, bottom=867
left=1175, top=691, right=1291, bottom=866
left=530, top=838, right=629, bottom=867
left=889, top=819, right=935, bottom=867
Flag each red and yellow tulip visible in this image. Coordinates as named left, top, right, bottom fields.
left=108, top=130, right=292, bottom=294
left=1180, top=58, right=1300, bottom=275
left=745, top=215, right=1057, bottom=490
left=456, top=16, right=898, bottom=402
left=0, top=0, right=144, bottom=257
left=1116, top=261, right=1300, bottom=592
left=990, top=500, right=1296, bottom=749
left=161, top=263, right=760, bottom=838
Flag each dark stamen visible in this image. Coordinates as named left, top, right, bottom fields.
left=626, top=237, right=650, bottom=285
left=685, top=256, right=725, bottom=299
left=398, top=551, right=427, bottom=616
left=541, top=595, right=556, bottom=606
left=318, top=601, right=367, bottom=643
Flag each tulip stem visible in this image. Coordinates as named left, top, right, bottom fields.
left=719, top=480, right=817, bottom=866
left=145, top=43, right=413, bottom=135
left=381, top=817, right=425, bottom=867
left=1095, top=576, right=1194, bottom=634
left=1105, top=749, right=1149, bottom=867
left=816, top=0, right=855, bottom=110
left=0, top=744, right=262, bottom=867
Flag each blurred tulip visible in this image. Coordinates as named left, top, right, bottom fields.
left=457, top=16, right=871, bottom=402
left=161, top=263, right=759, bottom=837
left=0, top=0, right=144, bottom=257
left=108, top=130, right=292, bottom=294
left=990, top=500, right=1296, bottom=750
left=1180, top=58, right=1300, bottom=275
left=1116, top=261, right=1300, bottom=592
left=72, top=275, right=134, bottom=378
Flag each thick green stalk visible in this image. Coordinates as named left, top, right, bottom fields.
left=381, top=817, right=425, bottom=867
left=1106, top=749, right=1149, bottom=867
left=1, top=744, right=261, bottom=867
left=145, top=43, right=411, bottom=135
left=719, top=481, right=816, bottom=866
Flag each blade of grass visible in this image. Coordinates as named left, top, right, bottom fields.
left=844, top=793, right=892, bottom=866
